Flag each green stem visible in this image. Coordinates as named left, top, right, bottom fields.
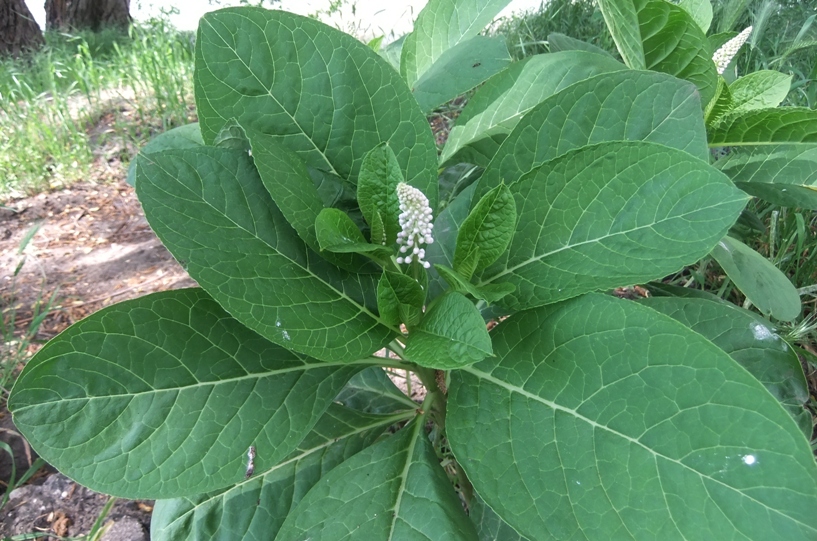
left=356, top=355, right=413, bottom=370
left=388, top=339, right=406, bottom=359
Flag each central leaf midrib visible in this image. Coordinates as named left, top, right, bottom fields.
left=464, top=366, right=817, bottom=532
left=387, top=418, right=424, bottom=541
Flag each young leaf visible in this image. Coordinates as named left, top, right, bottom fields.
left=477, top=70, right=711, bottom=200
left=728, top=71, right=792, bottom=115
left=314, top=208, right=393, bottom=262
left=195, top=8, right=438, bottom=208
left=8, top=289, right=363, bottom=500
left=454, top=183, right=516, bottom=278
left=403, top=291, right=492, bottom=369
left=400, top=0, right=512, bottom=88
left=435, top=264, right=515, bottom=304
left=477, top=141, right=749, bottom=311
left=335, top=367, right=418, bottom=414
left=137, top=147, right=396, bottom=362
left=711, top=236, right=801, bottom=321
left=716, top=144, right=817, bottom=209
left=151, top=405, right=414, bottom=541
left=377, top=270, right=425, bottom=328
left=639, top=296, right=812, bottom=436
left=126, top=123, right=203, bottom=186
left=276, top=417, right=479, bottom=541
left=357, top=143, right=402, bottom=246
left=213, top=119, right=251, bottom=152
left=440, top=51, right=626, bottom=166
left=250, top=131, right=368, bottom=272
left=708, top=108, right=817, bottom=146
left=448, top=293, right=817, bottom=541
left=411, top=35, right=511, bottom=114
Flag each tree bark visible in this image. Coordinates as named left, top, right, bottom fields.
left=0, top=0, right=45, bottom=57
left=45, top=0, right=130, bottom=32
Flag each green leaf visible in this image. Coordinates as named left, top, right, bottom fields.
left=597, top=0, right=645, bottom=69
left=151, top=404, right=413, bottom=541
left=708, top=108, right=817, bottom=146
left=195, top=7, right=437, bottom=208
left=8, top=289, right=362, bottom=499
left=250, top=131, right=367, bottom=272
left=435, top=264, right=515, bottom=304
left=137, top=147, right=396, bottom=362
left=126, top=123, right=203, bottom=186
left=469, top=494, right=531, bottom=541
left=276, top=417, right=479, bottom=541
left=404, top=291, right=492, bottom=369
left=314, top=208, right=393, bottom=262
left=448, top=293, right=817, bottom=541
left=377, top=270, right=425, bottom=328
left=728, top=71, right=792, bottom=115
left=711, top=236, right=800, bottom=321
left=454, top=183, right=516, bottom=278
left=600, top=0, right=718, bottom=105
left=440, top=51, right=626, bottom=165
left=357, top=143, right=402, bottom=246
left=213, top=119, right=251, bottom=152
left=546, top=33, right=614, bottom=57
left=400, top=0, right=512, bottom=88
left=639, top=296, right=812, bottom=436
left=477, top=141, right=748, bottom=310
left=477, top=69, right=711, bottom=201
left=412, top=35, right=511, bottom=113
left=427, top=183, right=477, bottom=300
left=380, top=34, right=406, bottom=71
left=678, top=0, right=713, bottom=33
left=335, top=367, right=418, bottom=414
left=716, top=144, right=817, bottom=209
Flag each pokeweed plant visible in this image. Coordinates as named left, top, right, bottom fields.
left=8, top=1, right=817, bottom=540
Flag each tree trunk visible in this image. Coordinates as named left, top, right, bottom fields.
left=45, top=0, right=130, bottom=32
left=0, top=0, right=45, bottom=57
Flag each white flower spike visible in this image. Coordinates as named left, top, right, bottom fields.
left=712, top=26, right=753, bottom=75
left=395, top=182, right=434, bottom=269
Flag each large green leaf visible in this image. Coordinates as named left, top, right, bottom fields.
left=137, top=147, right=396, bottom=362
left=335, top=367, right=418, bottom=414
left=599, top=0, right=718, bottom=105
left=716, top=144, right=817, bottom=209
left=126, top=123, right=203, bottom=186
left=476, top=70, right=710, bottom=200
left=195, top=7, right=437, bottom=207
left=476, top=141, right=749, bottom=310
left=276, top=416, right=478, bottom=541
left=8, top=289, right=362, bottom=499
left=448, top=293, right=817, bottom=541
left=151, top=404, right=413, bottom=541
left=469, top=494, right=531, bottom=541
left=440, top=51, right=626, bottom=165
left=711, top=236, right=801, bottom=321
left=678, top=0, right=713, bottom=33
left=639, top=296, right=812, bottom=436
left=400, top=0, right=512, bottom=88
left=412, top=35, right=511, bottom=113
left=708, top=108, right=817, bottom=146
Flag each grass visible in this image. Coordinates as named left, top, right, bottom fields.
left=0, top=16, right=195, bottom=199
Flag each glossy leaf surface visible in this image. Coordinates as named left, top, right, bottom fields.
left=728, top=71, right=792, bottom=115
left=640, top=296, right=812, bottom=436
left=137, top=147, right=395, bottom=362
left=9, top=289, right=361, bottom=499
left=711, top=236, right=801, bottom=321
left=477, top=142, right=748, bottom=310
left=448, top=293, right=817, bottom=541
left=195, top=8, right=438, bottom=207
